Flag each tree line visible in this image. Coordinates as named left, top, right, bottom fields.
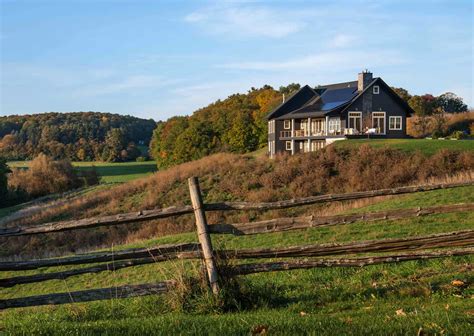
left=0, top=112, right=156, bottom=162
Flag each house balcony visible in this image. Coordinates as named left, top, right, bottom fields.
left=279, top=127, right=386, bottom=139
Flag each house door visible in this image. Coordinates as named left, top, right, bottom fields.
left=372, top=112, right=386, bottom=134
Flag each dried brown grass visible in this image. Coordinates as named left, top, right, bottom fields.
left=2, top=146, right=473, bottom=258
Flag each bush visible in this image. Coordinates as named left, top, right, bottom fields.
left=449, top=130, right=465, bottom=140
left=8, top=153, right=97, bottom=199
left=136, top=156, right=148, bottom=162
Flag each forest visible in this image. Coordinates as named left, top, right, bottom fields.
left=0, top=112, right=156, bottom=161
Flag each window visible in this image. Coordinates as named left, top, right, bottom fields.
left=285, top=141, right=292, bottom=151
left=268, top=120, right=275, bottom=134
left=311, top=119, right=324, bottom=135
left=348, top=112, right=362, bottom=132
left=389, top=116, right=402, bottom=130
left=311, top=140, right=325, bottom=152
left=328, top=118, right=341, bottom=134
left=373, top=86, right=380, bottom=94
left=284, top=120, right=291, bottom=129
left=372, top=112, right=386, bottom=134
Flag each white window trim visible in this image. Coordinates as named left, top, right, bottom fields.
left=373, top=85, right=380, bottom=94
left=285, top=141, right=292, bottom=151
left=389, top=116, right=402, bottom=130
left=284, top=120, right=291, bottom=129
left=347, top=111, right=362, bottom=131
left=372, top=111, right=386, bottom=135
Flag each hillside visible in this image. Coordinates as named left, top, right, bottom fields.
left=1, top=183, right=473, bottom=335
left=1, top=143, right=473, bottom=258
left=0, top=112, right=156, bottom=161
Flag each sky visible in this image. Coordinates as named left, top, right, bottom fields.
left=1, top=0, right=473, bottom=121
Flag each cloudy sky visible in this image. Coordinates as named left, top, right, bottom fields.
left=1, top=0, right=472, bottom=120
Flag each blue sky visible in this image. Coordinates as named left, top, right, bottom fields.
left=1, top=0, right=472, bottom=120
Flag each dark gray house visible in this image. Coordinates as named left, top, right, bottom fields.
left=267, top=71, right=414, bottom=157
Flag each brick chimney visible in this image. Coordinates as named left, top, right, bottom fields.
left=358, top=69, right=373, bottom=91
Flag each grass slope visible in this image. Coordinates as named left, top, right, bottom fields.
left=334, top=139, right=474, bottom=155
left=7, top=161, right=158, bottom=183
left=1, top=186, right=473, bottom=335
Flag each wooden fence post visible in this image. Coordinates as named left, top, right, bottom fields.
left=188, top=177, right=219, bottom=295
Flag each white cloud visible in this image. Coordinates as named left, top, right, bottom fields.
left=184, top=5, right=306, bottom=38
left=218, top=50, right=407, bottom=71
left=328, top=34, right=358, bottom=48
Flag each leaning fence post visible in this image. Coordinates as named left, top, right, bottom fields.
left=188, top=176, right=219, bottom=295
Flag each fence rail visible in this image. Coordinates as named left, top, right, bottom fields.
left=1, top=177, right=473, bottom=310
left=1, top=181, right=471, bottom=237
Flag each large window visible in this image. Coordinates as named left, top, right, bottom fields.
left=328, top=118, right=341, bottom=134
left=348, top=112, right=362, bottom=132
left=310, top=140, right=325, bottom=151
left=372, top=112, right=386, bottom=134
left=285, top=141, right=292, bottom=151
left=268, top=120, right=275, bottom=134
left=311, top=119, right=324, bottom=135
left=284, top=120, right=291, bottom=129
left=389, top=116, right=402, bottom=130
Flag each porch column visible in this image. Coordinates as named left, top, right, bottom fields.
left=325, top=116, right=329, bottom=136
left=307, top=117, right=311, bottom=136
left=291, top=119, right=295, bottom=137
left=308, top=139, right=311, bottom=152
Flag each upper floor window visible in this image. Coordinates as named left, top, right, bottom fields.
left=373, top=85, right=380, bottom=94
left=284, top=120, right=291, bottom=129
left=389, top=116, right=402, bottom=130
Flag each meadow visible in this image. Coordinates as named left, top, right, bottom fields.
left=334, top=138, right=474, bottom=156
left=1, top=185, right=473, bottom=335
left=7, top=160, right=158, bottom=184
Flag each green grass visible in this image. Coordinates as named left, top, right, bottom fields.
left=333, top=138, right=474, bottom=155
left=1, top=186, right=473, bottom=335
left=7, top=161, right=158, bottom=183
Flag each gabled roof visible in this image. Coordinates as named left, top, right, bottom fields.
left=341, top=78, right=415, bottom=117
left=275, top=85, right=358, bottom=120
left=270, top=77, right=414, bottom=120
left=266, top=85, right=319, bottom=120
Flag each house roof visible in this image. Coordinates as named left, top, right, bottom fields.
left=269, top=76, right=414, bottom=120
left=266, top=85, right=319, bottom=120
left=275, top=85, right=358, bottom=120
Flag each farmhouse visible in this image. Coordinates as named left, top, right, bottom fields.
left=267, top=70, right=414, bottom=157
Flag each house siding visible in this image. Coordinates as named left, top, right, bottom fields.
left=343, top=83, right=408, bottom=138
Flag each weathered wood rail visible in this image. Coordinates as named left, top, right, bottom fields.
left=2, top=229, right=471, bottom=287
left=1, top=178, right=473, bottom=309
left=1, top=180, right=471, bottom=237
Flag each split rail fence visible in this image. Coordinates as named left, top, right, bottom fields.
left=0, top=179, right=473, bottom=309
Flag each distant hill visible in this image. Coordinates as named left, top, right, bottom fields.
left=0, top=112, right=156, bottom=161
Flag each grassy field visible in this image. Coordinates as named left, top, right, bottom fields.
left=7, top=161, right=158, bottom=183
left=1, top=185, right=473, bottom=335
left=333, top=138, right=474, bottom=155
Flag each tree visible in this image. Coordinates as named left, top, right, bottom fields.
left=279, top=83, right=301, bottom=96
left=436, top=92, right=468, bottom=113
left=224, top=111, right=258, bottom=153
left=104, top=128, right=126, bottom=162
left=431, top=107, right=448, bottom=138
left=173, top=121, right=216, bottom=163
left=0, top=157, right=11, bottom=203
left=408, top=94, right=436, bottom=117
left=391, top=87, right=412, bottom=103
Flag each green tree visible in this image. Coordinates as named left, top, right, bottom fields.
left=173, top=121, right=217, bottom=163
left=224, top=111, right=258, bottom=153
left=436, top=92, right=468, bottom=113
left=0, top=157, right=11, bottom=203
left=391, top=87, right=412, bottom=103
left=104, top=128, right=126, bottom=162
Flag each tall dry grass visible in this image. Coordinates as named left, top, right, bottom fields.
left=1, top=145, right=473, bottom=259
left=407, top=110, right=474, bottom=137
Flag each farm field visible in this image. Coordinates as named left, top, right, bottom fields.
left=7, top=160, right=158, bottom=184
left=333, top=138, right=474, bottom=155
left=1, top=185, right=473, bottom=335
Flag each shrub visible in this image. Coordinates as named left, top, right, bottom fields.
left=136, top=156, right=148, bottom=162
left=8, top=153, right=93, bottom=199
left=449, top=130, right=465, bottom=140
